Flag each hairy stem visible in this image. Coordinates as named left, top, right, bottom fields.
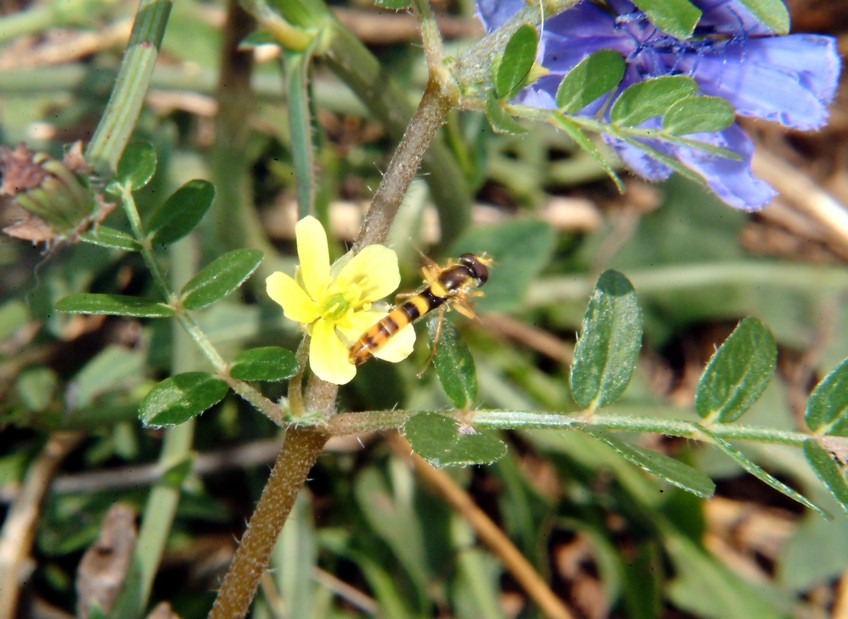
left=208, top=335, right=337, bottom=618
left=411, top=0, right=444, bottom=73
left=323, top=19, right=470, bottom=249
left=208, top=428, right=328, bottom=619
left=352, top=75, right=456, bottom=251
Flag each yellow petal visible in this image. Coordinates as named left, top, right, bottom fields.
left=310, top=319, right=356, bottom=385
left=336, top=308, right=388, bottom=346
left=337, top=309, right=417, bottom=364
left=373, top=323, right=416, bottom=363
left=266, top=272, right=320, bottom=324
left=333, top=244, right=400, bottom=304
left=296, top=216, right=330, bottom=301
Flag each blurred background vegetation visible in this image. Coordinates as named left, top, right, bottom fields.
left=1, top=0, right=848, bottom=617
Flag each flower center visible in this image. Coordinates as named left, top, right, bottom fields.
left=615, top=8, right=728, bottom=74
left=321, top=292, right=351, bottom=322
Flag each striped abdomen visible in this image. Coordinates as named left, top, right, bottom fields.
left=348, top=254, right=490, bottom=366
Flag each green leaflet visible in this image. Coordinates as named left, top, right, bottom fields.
left=570, top=271, right=642, bottom=410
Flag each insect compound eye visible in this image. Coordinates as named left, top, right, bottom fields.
left=459, top=253, right=489, bottom=285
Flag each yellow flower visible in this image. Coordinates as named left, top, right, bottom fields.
left=266, top=216, right=415, bottom=385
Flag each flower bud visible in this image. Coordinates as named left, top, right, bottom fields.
left=1, top=141, right=106, bottom=244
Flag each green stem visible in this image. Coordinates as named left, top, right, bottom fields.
left=411, top=0, right=444, bottom=73
left=117, top=189, right=172, bottom=302
left=238, top=0, right=315, bottom=49
left=176, top=314, right=287, bottom=425
left=325, top=408, right=812, bottom=447
left=109, top=236, right=198, bottom=619
left=119, top=185, right=286, bottom=425
left=281, top=43, right=319, bottom=220
left=287, top=335, right=311, bottom=417
left=0, top=64, right=362, bottom=113
left=85, top=0, right=172, bottom=176
left=110, top=185, right=290, bottom=615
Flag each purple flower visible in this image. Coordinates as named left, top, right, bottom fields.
left=476, top=0, right=841, bottom=210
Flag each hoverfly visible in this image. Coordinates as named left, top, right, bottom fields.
left=348, top=253, right=492, bottom=366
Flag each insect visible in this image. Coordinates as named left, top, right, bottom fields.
left=348, top=252, right=493, bottom=366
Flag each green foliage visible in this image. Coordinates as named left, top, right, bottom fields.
left=551, top=114, right=626, bottom=192
left=485, top=91, right=526, bottom=134
left=140, top=372, right=229, bottom=427
left=610, top=75, right=700, bottom=127
left=3, top=0, right=845, bottom=617
left=87, top=604, right=109, bottom=619
left=738, top=0, right=790, bottom=34
left=116, top=141, right=157, bottom=191
left=271, top=493, right=318, bottom=618
left=805, top=358, right=848, bottom=435
left=80, top=226, right=141, bottom=252
left=570, top=270, right=642, bottom=410
left=556, top=49, right=626, bottom=114
left=804, top=440, right=848, bottom=516
left=284, top=44, right=321, bottom=219
left=494, top=24, right=538, bottom=100
left=180, top=249, right=264, bottom=310
left=374, top=0, right=412, bottom=10
left=229, top=346, right=298, bottom=382
left=147, top=180, right=215, bottom=247
left=631, top=0, right=702, bottom=38
left=238, top=30, right=277, bottom=47
left=701, top=428, right=828, bottom=516
left=353, top=466, right=430, bottom=606
left=694, top=318, right=777, bottom=423
left=779, top=509, right=848, bottom=592
left=431, top=318, right=478, bottom=409
left=581, top=427, right=715, bottom=498
left=0, top=300, right=27, bottom=341
left=56, top=293, right=174, bottom=318
left=403, top=413, right=507, bottom=466
left=662, top=96, right=735, bottom=135
left=17, top=367, right=57, bottom=412
left=666, top=531, right=790, bottom=618
left=71, top=345, right=145, bottom=408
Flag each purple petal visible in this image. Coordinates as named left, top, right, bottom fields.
left=605, top=120, right=674, bottom=182
left=674, top=125, right=776, bottom=210
left=696, top=0, right=773, bottom=35
left=607, top=0, right=633, bottom=11
left=545, top=2, right=619, bottom=42
left=476, top=0, right=524, bottom=31
left=514, top=76, right=559, bottom=108
left=680, top=35, right=840, bottom=130
left=613, top=137, right=674, bottom=181
left=608, top=122, right=776, bottom=210
left=541, top=36, right=631, bottom=75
